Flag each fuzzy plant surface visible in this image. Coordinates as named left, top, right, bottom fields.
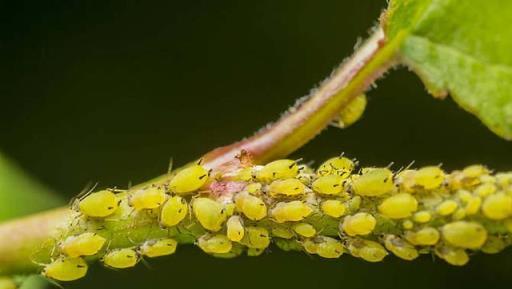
left=1, top=0, right=512, bottom=287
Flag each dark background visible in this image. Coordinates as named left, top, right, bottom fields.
left=1, top=0, right=512, bottom=288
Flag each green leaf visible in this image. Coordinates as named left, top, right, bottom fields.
left=383, top=0, right=512, bottom=140
left=0, top=152, right=63, bottom=221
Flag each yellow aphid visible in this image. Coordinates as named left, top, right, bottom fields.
left=481, top=236, right=506, bottom=254
left=129, top=186, right=167, bottom=210
left=235, top=192, right=267, bottom=221
left=271, top=201, right=313, bottom=223
left=351, top=168, right=394, bottom=196
left=436, top=200, right=458, bottom=216
left=384, top=235, right=419, bottom=261
left=302, top=239, right=318, bottom=254
left=245, top=182, right=262, bottom=195
left=268, top=178, right=306, bottom=198
left=192, top=197, right=228, bottom=231
left=139, top=238, right=177, bottom=258
left=256, top=159, right=299, bottom=182
left=347, top=196, right=361, bottom=212
left=0, top=277, right=16, bottom=289
left=378, top=193, right=418, bottom=219
left=452, top=208, right=466, bottom=220
left=321, top=200, right=346, bottom=218
left=463, top=196, right=481, bottom=215
left=316, top=156, right=355, bottom=177
left=414, top=166, right=445, bottom=190
left=342, top=213, right=376, bottom=236
left=43, top=257, right=88, bottom=281
left=103, top=248, right=138, bottom=269
left=496, top=172, right=512, bottom=188
left=228, top=167, right=253, bottom=182
left=169, top=164, right=209, bottom=194
left=247, top=248, right=265, bottom=257
left=405, top=227, right=440, bottom=246
left=79, top=190, right=119, bottom=218
left=312, top=175, right=346, bottom=196
left=413, top=211, right=432, bottom=223
left=347, top=239, right=387, bottom=262
left=475, top=183, right=497, bottom=197
left=198, top=234, right=232, bottom=254
left=435, top=246, right=469, bottom=266
left=442, top=221, right=487, bottom=249
left=316, top=236, right=344, bottom=258
left=402, top=220, right=414, bottom=230
left=272, top=226, right=294, bottom=239
left=244, top=226, right=270, bottom=249
left=395, top=169, right=416, bottom=192
left=160, top=195, right=188, bottom=227
left=482, top=193, right=512, bottom=220
left=293, top=223, right=316, bottom=237
left=337, top=94, right=367, bottom=128
left=61, top=233, right=106, bottom=257
left=226, top=216, right=245, bottom=242
left=462, top=165, right=489, bottom=179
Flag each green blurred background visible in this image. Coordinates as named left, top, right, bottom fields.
left=1, top=0, right=512, bottom=288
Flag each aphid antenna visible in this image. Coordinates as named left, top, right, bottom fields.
left=167, top=157, right=174, bottom=174
left=404, top=160, right=416, bottom=171
left=70, top=182, right=98, bottom=207
left=386, top=161, right=395, bottom=169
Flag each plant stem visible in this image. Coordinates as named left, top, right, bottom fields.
left=0, top=27, right=401, bottom=275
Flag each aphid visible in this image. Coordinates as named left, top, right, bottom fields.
left=413, top=211, right=432, bottom=223
left=474, top=183, right=497, bottom=197
left=247, top=248, right=265, bottom=257
left=496, top=172, right=512, bottom=188
left=255, top=159, right=299, bottom=182
left=42, top=257, right=88, bottom=281
left=227, top=167, right=254, bottom=182
left=463, top=195, right=481, bottom=215
left=378, top=193, right=418, bottom=219
left=302, top=239, right=319, bottom=254
left=79, top=189, right=119, bottom=218
left=402, top=220, right=414, bottom=230
left=383, top=235, right=418, bottom=261
left=435, top=245, right=469, bottom=266
left=414, top=166, right=445, bottom=190
left=351, top=168, right=394, bottom=196
left=103, top=248, right=139, bottom=269
left=405, top=227, right=440, bottom=246
left=0, top=277, right=16, bottom=289
left=321, top=200, right=346, bottom=218
left=395, top=169, right=417, bottom=192
left=197, top=234, right=233, bottom=254
left=481, top=236, right=506, bottom=254
left=312, top=175, right=346, bottom=196
left=234, top=192, right=267, bottom=221
left=226, top=216, right=245, bottom=242
left=192, top=197, right=228, bottom=232
left=60, top=232, right=106, bottom=258
left=441, top=221, right=487, bottom=249
left=168, top=164, right=209, bottom=194
left=315, top=236, right=344, bottom=258
left=436, top=200, right=459, bottom=216
left=346, top=196, right=361, bottom=212
left=482, top=193, right=512, bottom=220
left=293, top=223, right=316, bottom=238
left=129, top=186, right=167, bottom=210
left=341, top=212, right=376, bottom=236
left=337, top=93, right=367, bottom=128
left=243, top=226, right=270, bottom=249
left=272, top=226, right=294, bottom=239
left=160, top=195, right=188, bottom=227
left=462, top=165, right=489, bottom=179
left=245, top=182, right=262, bottom=195
left=271, top=201, right=313, bottom=223
left=268, top=178, right=306, bottom=198
left=347, top=238, right=387, bottom=262
left=316, top=156, right=355, bottom=177
left=139, top=238, right=177, bottom=258
left=452, top=208, right=466, bottom=220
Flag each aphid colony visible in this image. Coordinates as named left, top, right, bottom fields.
left=40, top=157, right=512, bottom=282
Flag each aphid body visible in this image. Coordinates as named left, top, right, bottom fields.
left=139, top=238, right=177, bottom=258
left=271, top=201, right=313, bottom=223
left=378, top=193, right=418, bottom=219
left=342, top=212, right=376, bottom=236
left=79, top=190, right=119, bottom=218
left=103, top=248, right=139, bottom=269
left=43, top=257, right=88, bottom=281
left=129, top=186, right=167, bottom=210
left=351, top=168, right=394, bottom=196
left=60, top=232, right=106, bottom=257
left=169, top=164, right=209, bottom=194
left=160, top=195, right=188, bottom=227
left=192, top=197, right=228, bottom=231
left=268, top=178, right=306, bottom=198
